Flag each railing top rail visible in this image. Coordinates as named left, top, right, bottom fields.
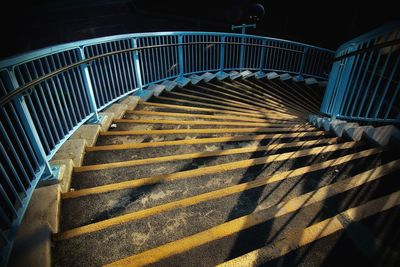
left=334, top=38, right=400, bottom=61
left=336, top=21, right=400, bottom=52
left=0, top=31, right=334, bottom=70
left=0, top=40, right=333, bottom=106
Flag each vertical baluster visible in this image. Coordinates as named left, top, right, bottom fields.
left=21, top=64, right=57, bottom=148
left=77, top=48, right=99, bottom=121
left=93, top=45, right=110, bottom=105
left=375, top=52, right=400, bottom=118
left=7, top=71, right=54, bottom=178
left=131, top=38, right=143, bottom=92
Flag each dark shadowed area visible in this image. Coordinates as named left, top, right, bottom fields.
left=1, top=0, right=398, bottom=58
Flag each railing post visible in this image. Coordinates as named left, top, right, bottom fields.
left=78, top=48, right=100, bottom=123
left=296, top=47, right=308, bottom=80
left=131, top=38, right=143, bottom=92
left=257, top=39, right=267, bottom=75
left=239, top=35, right=245, bottom=71
left=178, top=34, right=184, bottom=79
left=6, top=71, right=55, bottom=179
left=330, top=48, right=356, bottom=117
left=219, top=36, right=225, bottom=73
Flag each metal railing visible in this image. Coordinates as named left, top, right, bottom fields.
left=0, top=31, right=334, bottom=265
left=321, top=22, right=400, bottom=124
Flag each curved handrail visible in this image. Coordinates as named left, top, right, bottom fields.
left=321, top=23, right=400, bottom=124
left=0, top=41, right=306, bottom=106
left=0, top=31, right=334, bottom=266
left=0, top=31, right=334, bottom=69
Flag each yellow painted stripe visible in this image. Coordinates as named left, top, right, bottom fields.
left=99, top=125, right=310, bottom=136
left=104, top=159, right=399, bottom=267
left=168, top=91, right=261, bottom=111
left=183, top=86, right=275, bottom=110
left=86, top=131, right=324, bottom=152
left=231, top=80, right=315, bottom=113
left=62, top=141, right=358, bottom=199
left=219, top=188, right=400, bottom=267
left=125, top=110, right=298, bottom=123
left=113, top=118, right=298, bottom=127
left=210, top=82, right=308, bottom=114
left=194, top=84, right=285, bottom=110
left=55, top=147, right=385, bottom=241
left=75, top=138, right=339, bottom=172
left=140, top=101, right=292, bottom=119
left=195, top=84, right=309, bottom=116
left=172, top=89, right=297, bottom=116
left=155, top=96, right=262, bottom=114
left=251, top=79, right=319, bottom=111
left=156, top=95, right=299, bottom=119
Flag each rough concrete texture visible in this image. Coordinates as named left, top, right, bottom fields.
left=98, top=112, right=113, bottom=131
left=69, top=124, right=100, bottom=147
left=38, top=164, right=66, bottom=188
left=53, top=78, right=400, bottom=267
left=365, top=125, right=400, bottom=146
left=49, top=159, right=74, bottom=193
left=161, top=80, right=177, bottom=91
left=344, top=125, right=374, bottom=141
left=10, top=185, right=61, bottom=267
left=120, top=96, right=140, bottom=110
left=105, top=103, right=128, bottom=119
left=52, top=139, right=86, bottom=166
left=147, top=84, right=166, bottom=96
left=332, top=121, right=358, bottom=137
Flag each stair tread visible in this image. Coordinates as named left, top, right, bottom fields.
left=54, top=77, right=400, bottom=267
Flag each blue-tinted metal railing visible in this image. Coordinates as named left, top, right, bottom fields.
left=321, top=22, right=400, bottom=124
left=0, top=31, right=334, bottom=265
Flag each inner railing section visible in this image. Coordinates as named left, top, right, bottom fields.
left=0, top=31, right=334, bottom=266
left=321, top=22, right=400, bottom=124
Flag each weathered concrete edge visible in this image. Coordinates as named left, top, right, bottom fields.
left=308, top=114, right=400, bottom=146
left=14, top=95, right=144, bottom=267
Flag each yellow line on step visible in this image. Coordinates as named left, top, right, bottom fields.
left=219, top=187, right=400, bottom=266
left=113, top=118, right=298, bottom=127
left=168, top=91, right=259, bottom=111
left=193, top=84, right=287, bottom=111
left=63, top=142, right=358, bottom=199
left=99, top=125, right=310, bottom=136
left=155, top=96, right=299, bottom=119
left=75, top=138, right=339, bottom=172
left=155, top=96, right=263, bottom=114
left=192, top=85, right=299, bottom=115
left=55, top=147, right=385, bottom=241
left=169, top=90, right=298, bottom=117
left=86, top=131, right=325, bottom=152
left=104, top=158, right=399, bottom=267
left=140, top=101, right=296, bottom=119
left=125, top=110, right=298, bottom=123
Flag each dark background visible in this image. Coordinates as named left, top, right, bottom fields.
left=1, top=0, right=399, bottom=59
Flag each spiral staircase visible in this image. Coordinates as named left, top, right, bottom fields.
left=2, top=23, right=400, bottom=267
left=44, top=75, right=399, bottom=267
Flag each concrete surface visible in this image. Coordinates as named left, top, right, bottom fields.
left=69, top=125, right=100, bottom=147
left=53, top=78, right=400, bottom=267
left=52, top=139, right=87, bottom=167
left=49, top=159, right=74, bottom=193
left=120, top=96, right=140, bottom=110
left=10, top=184, right=61, bottom=267
left=98, top=113, right=113, bottom=131
left=105, top=103, right=128, bottom=119
left=365, top=125, right=400, bottom=146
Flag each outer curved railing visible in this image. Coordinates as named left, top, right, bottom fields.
left=321, top=22, right=400, bottom=124
left=0, top=31, right=334, bottom=265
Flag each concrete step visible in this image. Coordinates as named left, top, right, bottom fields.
left=61, top=141, right=370, bottom=229
left=54, top=148, right=400, bottom=266
left=53, top=76, right=400, bottom=267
